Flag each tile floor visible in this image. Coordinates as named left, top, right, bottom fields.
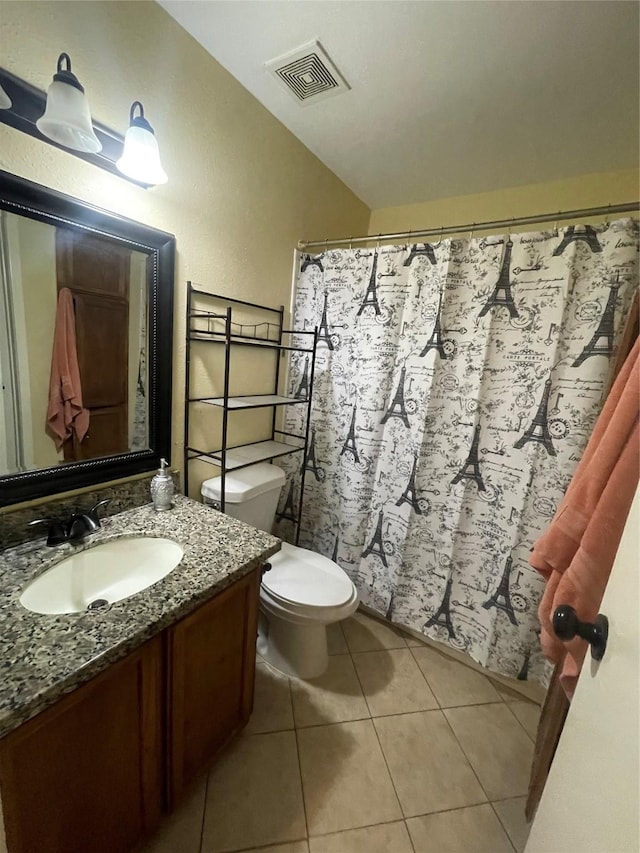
left=142, top=611, right=539, bottom=853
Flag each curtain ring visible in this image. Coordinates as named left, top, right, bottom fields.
left=349, top=236, right=353, bottom=250
left=407, top=228, right=412, bottom=248
left=377, top=233, right=381, bottom=249
left=604, top=203, right=612, bottom=228
left=324, top=236, right=328, bottom=250
left=469, top=223, right=476, bottom=240
left=553, top=213, right=561, bottom=236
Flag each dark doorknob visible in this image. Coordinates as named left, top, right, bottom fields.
left=552, top=605, right=609, bottom=661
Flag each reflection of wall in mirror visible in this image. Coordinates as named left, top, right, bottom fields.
left=13, top=216, right=62, bottom=469
left=128, top=252, right=147, bottom=451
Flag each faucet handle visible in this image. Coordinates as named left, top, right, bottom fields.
left=87, top=498, right=111, bottom=526
left=27, top=518, right=66, bottom=546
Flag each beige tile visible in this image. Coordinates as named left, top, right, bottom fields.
left=297, top=719, right=402, bottom=835
left=493, top=796, right=531, bottom=853
left=309, top=821, right=413, bottom=853
left=342, top=611, right=406, bottom=653
left=444, top=703, right=534, bottom=801
left=352, top=648, right=438, bottom=716
left=291, top=654, right=369, bottom=727
left=407, top=804, right=513, bottom=853
left=201, top=731, right=306, bottom=852
left=326, top=621, right=348, bottom=655
left=245, top=662, right=294, bottom=735
left=509, top=700, right=541, bottom=741
left=411, top=644, right=501, bottom=708
left=374, top=710, right=486, bottom=817
left=241, top=844, right=309, bottom=853
left=139, top=774, right=206, bottom=853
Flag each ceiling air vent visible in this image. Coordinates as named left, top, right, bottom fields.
left=265, top=40, right=350, bottom=105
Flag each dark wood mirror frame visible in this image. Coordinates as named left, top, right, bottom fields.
left=0, top=170, right=175, bottom=507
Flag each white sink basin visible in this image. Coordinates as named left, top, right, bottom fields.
left=20, top=537, right=184, bottom=615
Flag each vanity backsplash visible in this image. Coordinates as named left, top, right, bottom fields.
left=0, top=472, right=180, bottom=549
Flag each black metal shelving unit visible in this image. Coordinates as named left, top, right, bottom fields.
left=184, top=284, right=318, bottom=544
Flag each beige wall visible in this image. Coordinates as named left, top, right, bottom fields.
left=0, top=0, right=370, bottom=504
left=369, top=168, right=639, bottom=236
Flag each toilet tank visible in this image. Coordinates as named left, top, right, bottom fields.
left=201, top=463, right=286, bottom=533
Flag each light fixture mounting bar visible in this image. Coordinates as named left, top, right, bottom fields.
left=0, top=67, right=149, bottom=188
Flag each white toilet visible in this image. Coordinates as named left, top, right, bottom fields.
left=201, top=463, right=358, bottom=678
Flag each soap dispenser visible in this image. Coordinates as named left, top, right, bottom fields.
left=150, top=458, right=174, bottom=511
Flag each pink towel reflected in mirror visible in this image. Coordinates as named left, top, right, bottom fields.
left=46, top=287, right=90, bottom=450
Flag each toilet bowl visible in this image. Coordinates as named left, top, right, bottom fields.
left=201, top=463, right=358, bottom=678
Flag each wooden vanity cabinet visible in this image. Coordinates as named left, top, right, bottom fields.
left=0, top=636, right=163, bottom=853
left=0, top=567, right=261, bottom=853
left=166, top=568, right=261, bottom=805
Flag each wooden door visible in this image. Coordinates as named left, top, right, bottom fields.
left=166, top=569, right=260, bottom=806
left=55, top=229, right=131, bottom=461
left=525, top=486, right=639, bottom=852
left=0, top=637, right=163, bottom=853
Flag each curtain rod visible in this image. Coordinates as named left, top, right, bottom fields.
left=298, top=201, right=640, bottom=250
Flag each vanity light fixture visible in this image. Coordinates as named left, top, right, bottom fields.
left=0, top=83, right=11, bottom=110
left=36, top=53, right=102, bottom=153
left=116, top=101, right=167, bottom=186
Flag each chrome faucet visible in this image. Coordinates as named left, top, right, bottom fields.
left=28, top=499, right=111, bottom=546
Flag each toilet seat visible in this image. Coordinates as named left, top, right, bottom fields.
left=262, top=542, right=355, bottom=608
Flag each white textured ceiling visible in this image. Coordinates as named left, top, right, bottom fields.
left=158, top=0, right=639, bottom=209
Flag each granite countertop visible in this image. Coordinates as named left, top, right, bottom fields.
left=0, top=495, right=280, bottom=738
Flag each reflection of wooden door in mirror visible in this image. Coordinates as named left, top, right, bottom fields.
left=55, top=230, right=130, bottom=461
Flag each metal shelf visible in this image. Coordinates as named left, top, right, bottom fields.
left=187, top=440, right=305, bottom=470
left=187, top=334, right=314, bottom=354
left=190, top=394, right=308, bottom=409
left=184, top=285, right=318, bottom=546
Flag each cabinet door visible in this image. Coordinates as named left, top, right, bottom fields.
left=0, top=637, right=163, bottom=853
left=167, top=568, right=260, bottom=805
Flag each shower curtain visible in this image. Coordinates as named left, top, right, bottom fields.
left=278, top=219, right=639, bottom=683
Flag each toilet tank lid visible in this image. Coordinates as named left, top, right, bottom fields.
left=201, top=462, right=286, bottom=503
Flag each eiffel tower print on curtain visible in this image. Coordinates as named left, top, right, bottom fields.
left=451, top=423, right=485, bottom=491
left=403, top=243, right=437, bottom=266
left=424, top=577, right=457, bottom=639
left=340, top=404, right=360, bottom=463
left=478, top=239, right=519, bottom=319
left=482, top=556, right=518, bottom=625
left=514, top=377, right=556, bottom=456
left=301, top=253, right=324, bottom=273
left=517, top=647, right=531, bottom=680
left=572, top=274, right=621, bottom=367
left=552, top=225, right=603, bottom=256
left=276, top=478, right=297, bottom=522
left=303, top=428, right=322, bottom=480
left=357, top=252, right=381, bottom=317
left=362, top=509, right=389, bottom=568
left=419, top=292, right=447, bottom=358
left=294, top=356, right=310, bottom=399
left=396, top=455, right=425, bottom=513
left=381, top=367, right=410, bottom=427
left=317, top=291, right=334, bottom=349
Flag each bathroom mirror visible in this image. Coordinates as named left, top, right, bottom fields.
left=0, top=171, right=175, bottom=506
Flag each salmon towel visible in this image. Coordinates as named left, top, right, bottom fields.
left=46, top=288, right=90, bottom=449
left=530, top=337, right=640, bottom=697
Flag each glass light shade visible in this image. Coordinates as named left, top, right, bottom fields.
left=0, top=83, right=11, bottom=110
left=36, top=79, right=102, bottom=153
left=116, top=107, right=168, bottom=185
